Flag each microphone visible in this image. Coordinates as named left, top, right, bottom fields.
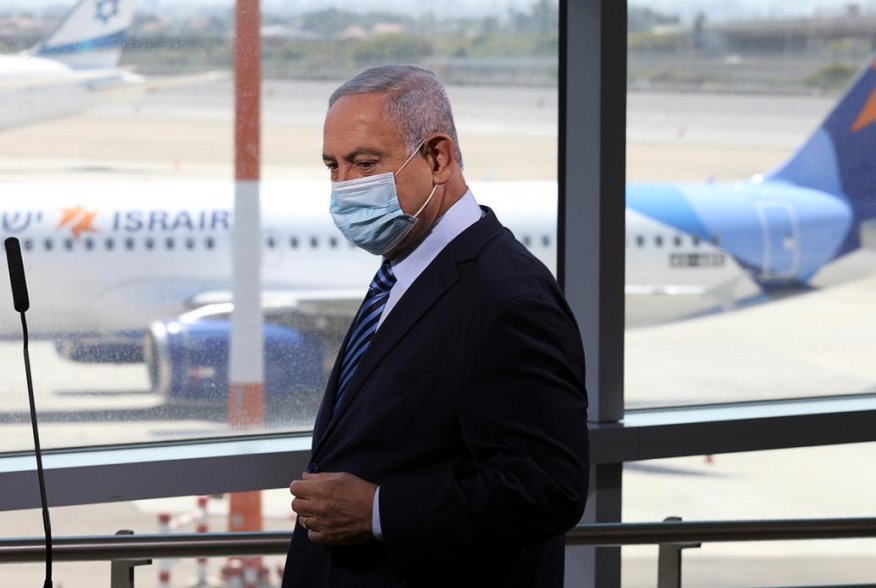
left=4, top=237, right=53, bottom=588
left=5, top=237, right=29, bottom=312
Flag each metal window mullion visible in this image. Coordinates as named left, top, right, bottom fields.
left=560, top=0, right=628, bottom=586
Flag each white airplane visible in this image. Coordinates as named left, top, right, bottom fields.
left=0, top=46, right=874, bottom=372
left=0, top=181, right=558, bottom=341
left=0, top=0, right=144, bottom=130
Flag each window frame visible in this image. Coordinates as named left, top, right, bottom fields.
left=2, top=395, right=875, bottom=512
left=1, top=4, right=875, bottom=588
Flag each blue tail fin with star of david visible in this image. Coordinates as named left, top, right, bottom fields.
left=32, top=0, right=138, bottom=70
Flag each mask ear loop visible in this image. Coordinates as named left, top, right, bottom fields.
left=395, top=137, right=430, bottom=177
left=413, top=185, right=438, bottom=218
left=396, top=136, right=437, bottom=219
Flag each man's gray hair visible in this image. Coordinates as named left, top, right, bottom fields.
left=329, top=64, right=463, bottom=168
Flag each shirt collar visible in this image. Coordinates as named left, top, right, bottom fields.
left=389, top=188, right=481, bottom=292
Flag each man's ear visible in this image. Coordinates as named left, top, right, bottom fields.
left=423, top=134, right=455, bottom=184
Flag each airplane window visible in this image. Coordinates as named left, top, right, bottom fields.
left=165, top=237, right=175, bottom=250
left=310, top=236, right=319, bottom=248
left=636, top=235, right=645, bottom=247
left=267, top=236, right=276, bottom=249
left=673, top=235, right=682, bottom=247
left=185, top=238, right=196, bottom=250
left=84, top=238, right=94, bottom=251
left=692, top=235, right=701, bottom=247
left=144, top=238, right=155, bottom=250
left=64, top=238, right=74, bottom=251
left=290, top=237, right=299, bottom=249
left=522, top=235, right=532, bottom=247
left=23, top=239, right=33, bottom=251
left=655, top=235, right=663, bottom=247
left=43, top=239, right=53, bottom=252
left=541, top=235, right=550, bottom=247
left=710, top=235, right=720, bottom=246
left=329, top=237, right=338, bottom=248
left=105, top=238, right=114, bottom=251
left=205, top=237, right=215, bottom=250
left=125, top=238, right=135, bottom=251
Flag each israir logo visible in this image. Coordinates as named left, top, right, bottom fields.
left=851, top=59, right=876, bottom=133
left=95, top=0, right=120, bottom=24
left=57, top=206, right=99, bottom=239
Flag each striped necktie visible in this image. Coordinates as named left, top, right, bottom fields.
left=335, top=261, right=396, bottom=407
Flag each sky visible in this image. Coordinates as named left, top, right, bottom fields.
left=627, top=0, right=876, bottom=22
left=3, top=0, right=537, bottom=19
left=4, top=0, right=875, bottom=21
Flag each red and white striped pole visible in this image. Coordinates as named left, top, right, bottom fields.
left=228, top=0, right=266, bottom=580
left=157, top=512, right=172, bottom=588
left=196, top=495, right=210, bottom=585
left=243, top=557, right=258, bottom=588
left=157, top=495, right=214, bottom=586
left=222, top=560, right=244, bottom=588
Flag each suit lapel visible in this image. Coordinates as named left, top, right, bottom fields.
left=310, top=207, right=505, bottom=459
left=312, top=251, right=458, bottom=458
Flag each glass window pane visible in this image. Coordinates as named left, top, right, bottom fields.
left=0, top=491, right=291, bottom=587
left=0, top=1, right=558, bottom=451
left=625, top=2, right=876, bottom=407
left=623, top=442, right=876, bottom=587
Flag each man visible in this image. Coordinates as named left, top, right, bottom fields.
left=283, top=64, right=589, bottom=588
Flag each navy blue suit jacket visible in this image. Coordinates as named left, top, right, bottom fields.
left=283, top=207, right=590, bottom=588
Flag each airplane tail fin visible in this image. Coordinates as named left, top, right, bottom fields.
left=769, top=54, right=876, bottom=248
left=31, top=0, right=138, bottom=70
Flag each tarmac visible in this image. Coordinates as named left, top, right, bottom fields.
left=0, top=78, right=874, bottom=587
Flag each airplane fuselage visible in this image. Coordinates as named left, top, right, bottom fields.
left=0, top=55, right=144, bottom=130
left=628, top=179, right=852, bottom=289
left=0, top=179, right=860, bottom=338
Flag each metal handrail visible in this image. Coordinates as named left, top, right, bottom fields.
left=1, top=517, right=875, bottom=563
left=0, top=531, right=290, bottom=563
left=565, top=517, right=876, bottom=545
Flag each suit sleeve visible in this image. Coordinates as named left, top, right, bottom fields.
left=378, top=293, right=590, bottom=571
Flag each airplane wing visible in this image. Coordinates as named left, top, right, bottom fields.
left=0, top=69, right=139, bottom=92
left=625, top=285, right=708, bottom=296
left=187, top=288, right=363, bottom=312
left=98, top=281, right=364, bottom=332
left=179, top=289, right=364, bottom=350
left=184, top=289, right=364, bottom=335
left=143, top=70, right=231, bottom=93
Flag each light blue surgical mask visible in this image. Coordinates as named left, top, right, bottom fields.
left=329, top=140, right=438, bottom=256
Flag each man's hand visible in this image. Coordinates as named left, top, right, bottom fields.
left=290, top=472, right=377, bottom=545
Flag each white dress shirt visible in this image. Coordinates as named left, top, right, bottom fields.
left=378, top=188, right=482, bottom=327
left=371, top=188, right=482, bottom=539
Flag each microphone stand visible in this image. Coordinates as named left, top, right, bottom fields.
left=21, top=311, right=53, bottom=588
left=5, top=236, right=51, bottom=586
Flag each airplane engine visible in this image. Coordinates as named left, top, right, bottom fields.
left=144, top=315, right=325, bottom=423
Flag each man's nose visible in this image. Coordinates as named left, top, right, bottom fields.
left=334, top=165, right=353, bottom=182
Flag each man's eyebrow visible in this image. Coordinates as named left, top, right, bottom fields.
left=323, top=148, right=385, bottom=162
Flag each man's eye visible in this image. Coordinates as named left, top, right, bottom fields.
left=357, top=161, right=377, bottom=170
left=324, top=162, right=337, bottom=172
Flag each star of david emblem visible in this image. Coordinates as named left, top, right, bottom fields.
left=95, top=0, right=120, bottom=24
